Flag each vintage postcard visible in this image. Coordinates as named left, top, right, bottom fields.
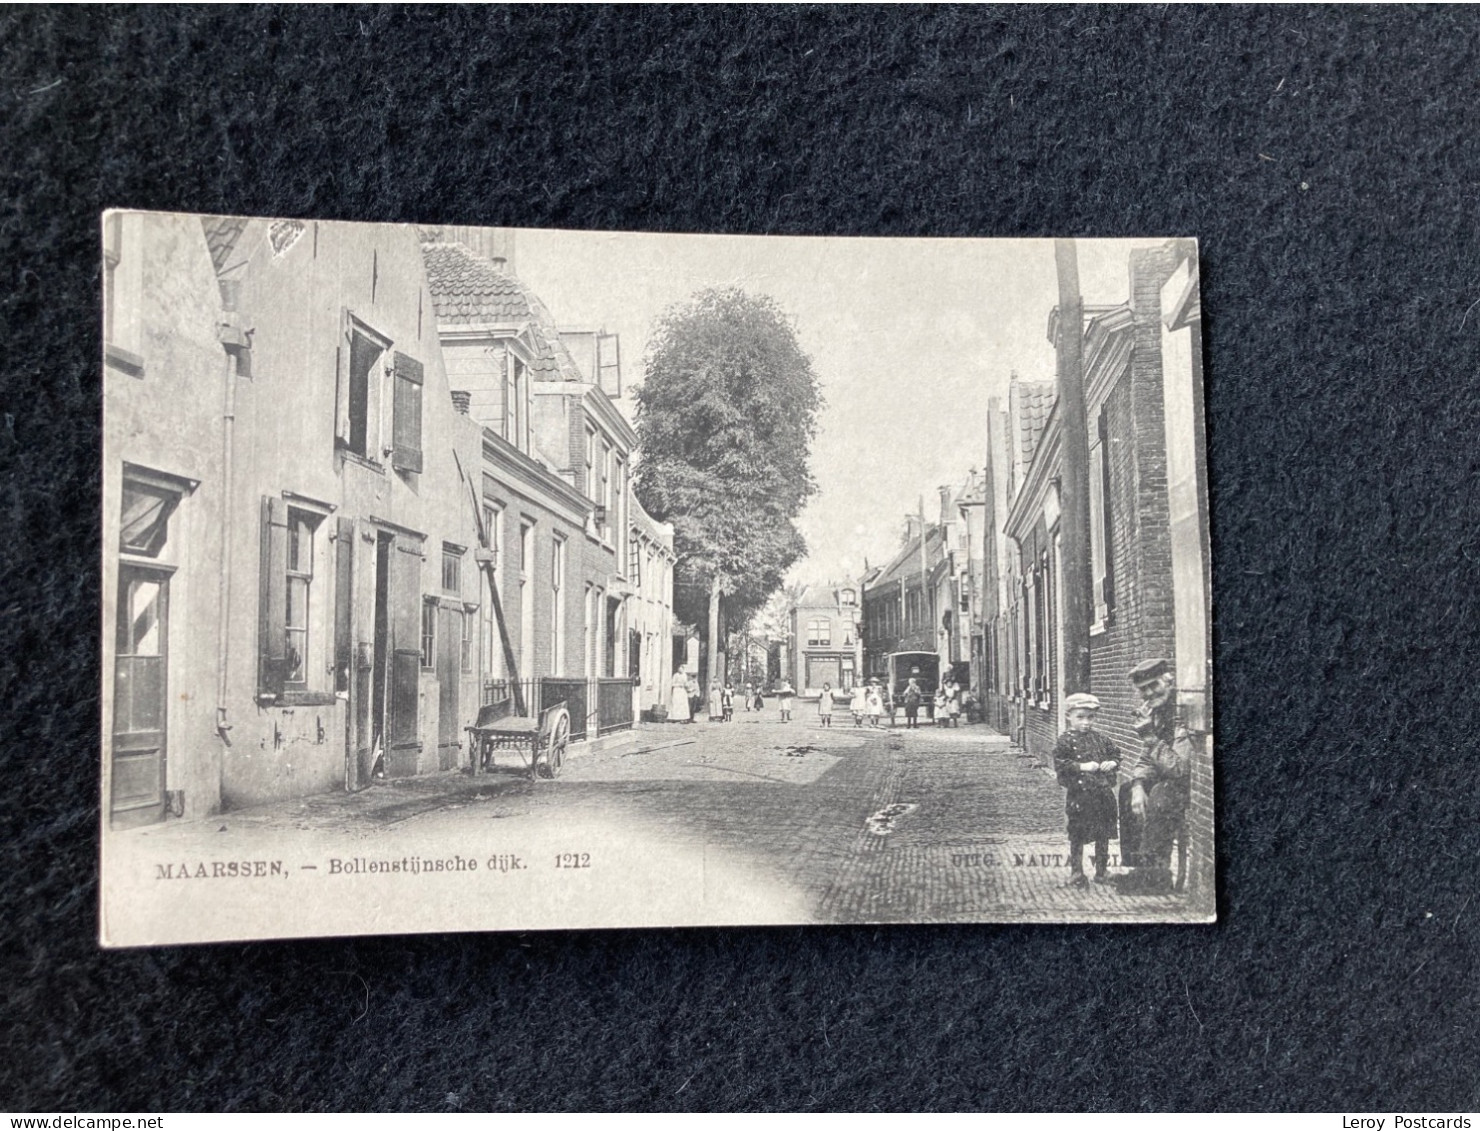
left=101, top=214, right=1212, bottom=945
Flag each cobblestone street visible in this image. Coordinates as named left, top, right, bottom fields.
left=550, top=714, right=1186, bottom=923
left=120, top=714, right=1191, bottom=932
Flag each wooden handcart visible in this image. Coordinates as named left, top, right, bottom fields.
left=466, top=699, right=571, bottom=781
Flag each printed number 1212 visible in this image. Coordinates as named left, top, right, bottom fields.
left=555, top=853, right=590, bottom=868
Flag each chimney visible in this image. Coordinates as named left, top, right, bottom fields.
left=450, top=389, right=472, bottom=415
left=938, top=485, right=952, bottom=526
left=442, top=226, right=516, bottom=275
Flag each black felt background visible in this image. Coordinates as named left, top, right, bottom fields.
left=3, top=4, right=1478, bottom=1113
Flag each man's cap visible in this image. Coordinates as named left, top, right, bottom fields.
left=1063, top=693, right=1101, bottom=712
left=1128, top=658, right=1172, bottom=686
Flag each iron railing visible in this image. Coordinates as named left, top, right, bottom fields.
left=595, top=678, right=634, bottom=737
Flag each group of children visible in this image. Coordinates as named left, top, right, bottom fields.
left=790, top=678, right=964, bottom=729
left=708, top=682, right=736, bottom=722
left=740, top=679, right=889, bottom=726
left=701, top=675, right=968, bottom=733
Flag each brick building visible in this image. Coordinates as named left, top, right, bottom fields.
left=933, top=480, right=979, bottom=690
left=978, top=392, right=1016, bottom=734
left=982, top=378, right=1054, bottom=744
left=953, top=471, right=989, bottom=703
left=983, top=241, right=1211, bottom=907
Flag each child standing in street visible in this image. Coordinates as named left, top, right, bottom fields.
left=818, top=683, right=834, bottom=727
left=850, top=683, right=868, bottom=727
left=777, top=680, right=795, bottom=723
left=902, top=677, right=923, bottom=729
left=865, top=682, right=883, bottom=727
left=722, top=682, right=734, bottom=722
left=945, top=677, right=962, bottom=727
left=1053, top=693, right=1121, bottom=888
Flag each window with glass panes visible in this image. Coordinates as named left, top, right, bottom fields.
left=551, top=535, right=566, bottom=674
left=421, top=599, right=436, bottom=669
left=442, top=544, right=462, bottom=595
left=285, top=510, right=316, bottom=686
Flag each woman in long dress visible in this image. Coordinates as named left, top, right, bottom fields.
left=669, top=670, right=693, bottom=723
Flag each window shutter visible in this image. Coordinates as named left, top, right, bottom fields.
left=597, top=332, right=621, bottom=397
left=501, top=349, right=511, bottom=440
left=390, top=535, right=422, bottom=656
left=388, top=650, right=421, bottom=772
left=334, top=516, right=355, bottom=694
left=334, top=309, right=352, bottom=447
left=258, top=496, right=289, bottom=699
left=1098, top=412, right=1116, bottom=613
left=391, top=351, right=424, bottom=473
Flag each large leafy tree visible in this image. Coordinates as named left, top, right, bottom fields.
left=635, top=288, right=822, bottom=692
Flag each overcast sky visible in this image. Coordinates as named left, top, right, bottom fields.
left=512, top=228, right=1166, bottom=587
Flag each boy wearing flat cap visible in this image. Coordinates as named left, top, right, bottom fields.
left=1053, top=692, right=1120, bottom=888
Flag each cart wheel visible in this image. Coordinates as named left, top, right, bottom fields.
left=538, top=708, right=570, bottom=779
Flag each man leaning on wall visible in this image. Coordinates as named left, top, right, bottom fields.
left=1119, top=658, right=1191, bottom=895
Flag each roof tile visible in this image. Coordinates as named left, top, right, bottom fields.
left=421, top=239, right=577, bottom=381
left=1014, top=380, right=1056, bottom=468
left=420, top=241, right=536, bottom=326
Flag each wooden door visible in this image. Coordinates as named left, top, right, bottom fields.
left=436, top=605, right=461, bottom=770
left=386, top=535, right=423, bottom=778
left=111, top=566, right=168, bottom=828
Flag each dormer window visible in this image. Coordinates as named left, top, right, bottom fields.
left=505, top=355, right=527, bottom=451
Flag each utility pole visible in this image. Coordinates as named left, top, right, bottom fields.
left=1055, top=238, right=1093, bottom=694
left=706, top=574, right=722, bottom=697
left=897, top=527, right=906, bottom=648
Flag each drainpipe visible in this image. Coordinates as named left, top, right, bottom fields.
left=215, top=279, right=251, bottom=744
